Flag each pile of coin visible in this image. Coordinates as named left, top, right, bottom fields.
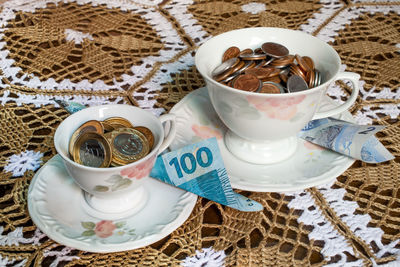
left=69, top=117, right=154, bottom=168
left=211, top=42, right=322, bottom=94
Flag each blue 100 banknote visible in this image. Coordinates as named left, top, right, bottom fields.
left=150, top=138, right=263, bottom=212
left=299, top=117, right=394, bottom=163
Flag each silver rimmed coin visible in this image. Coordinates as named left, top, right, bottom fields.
left=211, top=57, right=239, bottom=78
left=287, top=75, right=309, bottom=92
left=73, top=132, right=112, bottom=168
left=69, top=120, right=104, bottom=158
left=259, top=82, right=285, bottom=94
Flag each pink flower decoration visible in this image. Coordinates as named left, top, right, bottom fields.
left=192, top=124, right=223, bottom=139
left=94, top=220, right=116, bottom=238
left=247, top=95, right=306, bottom=120
left=120, top=154, right=156, bottom=179
left=304, top=141, right=324, bottom=150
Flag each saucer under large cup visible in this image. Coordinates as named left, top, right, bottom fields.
left=169, top=87, right=355, bottom=192
left=28, top=155, right=197, bottom=253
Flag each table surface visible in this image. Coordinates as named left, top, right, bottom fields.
left=0, top=0, right=399, bottom=266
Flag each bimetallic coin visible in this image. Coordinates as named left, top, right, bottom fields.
left=109, top=128, right=149, bottom=164
left=295, top=54, right=311, bottom=73
left=69, top=120, right=104, bottom=158
left=239, top=48, right=253, bottom=55
left=287, top=75, right=309, bottom=93
left=102, top=117, right=134, bottom=130
left=232, top=74, right=261, bottom=92
left=211, top=57, right=239, bottom=78
left=73, top=132, right=112, bottom=168
left=222, top=46, right=240, bottom=62
left=134, top=126, right=154, bottom=150
left=302, top=56, right=315, bottom=70
left=261, top=42, right=289, bottom=58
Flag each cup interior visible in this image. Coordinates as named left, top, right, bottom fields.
left=54, top=104, right=163, bottom=170
left=195, top=27, right=341, bottom=92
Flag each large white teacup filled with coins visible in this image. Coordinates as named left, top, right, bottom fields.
left=54, top=104, right=176, bottom=219
left=195, top=27, right=360, bottom=164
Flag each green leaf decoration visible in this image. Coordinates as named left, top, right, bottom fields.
left=81, top=230, right=95, bottom=236
left=111, top=178, right=132, bottom=191
left=128, top=229, right=136, bottom=235
left=106, top=174, right=123, bottom=183
left=220, top=102, right=233, bottom=114
left=115, top=221, right=126, bottom=228
left=81, top=221, right=95, bottom=229
left=238, top=108, right=261, bottom=120
left=232, top=97, right=248, bottom=108
left=93, top=185, right=109, bottom=192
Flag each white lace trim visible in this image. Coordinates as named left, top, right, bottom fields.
left=0, top=90, right=126, bottom=107
left=0, top=255, right=27, bottom=267
left=300, top=0, right=343, bottom=34
left=0, top=226, right=45, bottom=246
left=317, top=5, right=400, bottom=43
left=0, top=0, right=186, bottom=92
left=4, top=150, right=43, bottom=177
left=354, top=104, right=400, bottom=125
left=318, top=185, right=400, bottom=261
left=287, top=188, right=363, bottom=266
left=43, top=245, right=80, bottom=267
left=241, top=3, right=266, bottom=15
left=64, top=29, right=94, bottom=44
left=164, top=0, right=210, bottom=45
left=136, top=51, right=194, bottom=113
left=181, top=247, right=225, bottom=267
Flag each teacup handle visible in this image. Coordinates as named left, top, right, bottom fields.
left=158, top=113, right=177, bottom=153
left=313, top=72, right=360, bottom=119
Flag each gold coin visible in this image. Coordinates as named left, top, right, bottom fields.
left=69, top=120, right=104, bottom=158
left=102, top=117, right=134, bottom=130
left=72, top=132, right=112, bottom=168
left=108, top=128, right=149, bottom=164
left=134, top=126, right=154, bottom=150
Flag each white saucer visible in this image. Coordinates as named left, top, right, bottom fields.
left=169, top=87, right=355, bottom=192
left=28, top=155, right=197, bottom=253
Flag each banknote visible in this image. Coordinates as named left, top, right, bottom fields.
left=150, top=138, right=263, bottom=212
left=299, top=117, right=394, bottom=163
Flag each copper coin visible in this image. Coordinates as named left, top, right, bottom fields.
left=269, top=55, right=295, bottom=68
left=239, top=48, right=253, bottom=55
left=262, top=75, right=281, bottom=84
left=259, top=82, right=282, bottom=94
left=264, top=67, right=280, bottom=78
left=302, top=56, right=315, bottom=70
left=232, top=74, right=261, bottom=92
left=222, top=46, right=240, bottom=62
left=261, top=42, right=289, bottom=58
left=134, top=126, right=154, bottom=150
left=211, top=57, right=239, bottom=78
left=295, top=54, right=311, bottom=73
left=69, top=120, right=104, bottom=157
left=244, top=67, right=272, bottom=80
left=306, top=69, right=315, bottom=88
left=254, top=48, right=264, bottom=54
left=287, top=75, right=309, bottom=93
left=290, top=64, right=306, bottom=80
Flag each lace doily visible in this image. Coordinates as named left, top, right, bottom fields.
left=0, top=0, right=398, bottom=266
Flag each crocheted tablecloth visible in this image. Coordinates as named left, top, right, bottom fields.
left=0, top=0, right=399, bottom=266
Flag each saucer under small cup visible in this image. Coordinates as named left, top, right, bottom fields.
left=27, top=155, right=197, bottom=253
left=169, top=87, right=355, bottom=192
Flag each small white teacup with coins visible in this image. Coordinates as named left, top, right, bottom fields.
left=54, top=104, right=176, bottom=219
left=195, top=27, right=360, bottom=164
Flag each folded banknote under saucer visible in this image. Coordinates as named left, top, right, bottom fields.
left=27, top=155, right=197, bottom=253
left=168, top=87, right=392, bottom=192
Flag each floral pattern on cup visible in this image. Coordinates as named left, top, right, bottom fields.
left=120, top=154, right=156, bottom=180
left=191, top=124, right=223, bottom=140
left=81, top=220, right=135, bottom=238
left=246, top=95, right=306, bottom=120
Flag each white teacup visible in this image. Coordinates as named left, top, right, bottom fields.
left=54, top=104, right=176, bottom=218
left=195, top=27, right=360, bottom=164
